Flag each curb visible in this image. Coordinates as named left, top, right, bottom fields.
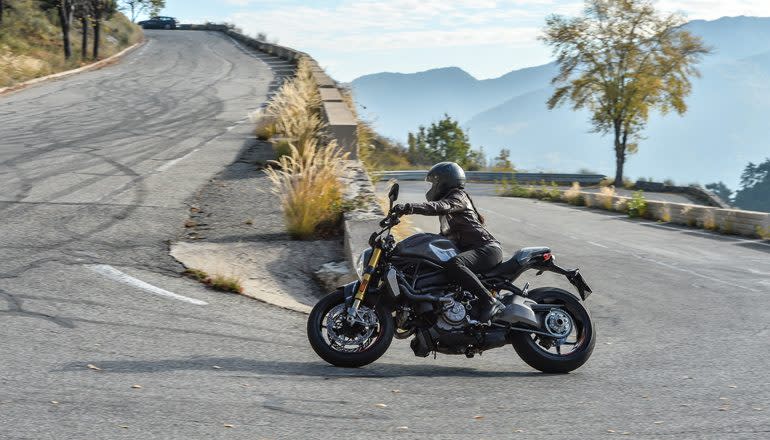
left=0, top=39, right=146, bottom=96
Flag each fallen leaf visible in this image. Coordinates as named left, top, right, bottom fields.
left=653, top=421, right=663, bottom=424
left=513, top=429, right=524, bottom=433
left=212, top=366, right=222, bottom=370
left=607, top=429, right=616, bottom=433
left=752, top=407, right=763, bottom=411
left=394, top=426, right=409, bottom=432
left=718, top=407, right=729, bottom=411
left=728, top=385, right=737, bottom=388
left=391, top=389, right=401, bottom=393
left=86, top=364, right=102, bottom=371
left=119, top=425, right=129, bottom=429
left=374, top=403, right=388, bottom=408
left=131, top=384, right=142, bottom=389
left=473, top=415, right=484, bottom=420
left=50, top=401, right=59, bottom=405
left=223, top=424, right=234, bottom=428
left=605, top=342, right=612, bottom=345
left=621, top=432, right=631, bottom=435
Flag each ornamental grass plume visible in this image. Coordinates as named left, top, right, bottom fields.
left=264, top=139, right=349, bottom=239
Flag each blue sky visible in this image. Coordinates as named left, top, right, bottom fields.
left=149, top=1, right=770, bottom=81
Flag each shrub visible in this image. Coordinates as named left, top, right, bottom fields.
left=701, top=211, right=717, bottom=231
left=627, top=191, right=647, bottom=218
left=756, top=226, right=770, bottom=240
left=663, top=178, right=675, bottom=186
left=264, top=57, right=323, bottom=149
left=614, top=198, right=629, bottom=213
left=264, top=140, right=348, bottom=239
left=563, top=182, right=584, bottom=205
left=597, top=186, right=616, bottom=210
left=622, top=178, right=635, bottom=189
left=661, top=203, right=672, bottom=222
left=271, top=138, right=292, bottom=158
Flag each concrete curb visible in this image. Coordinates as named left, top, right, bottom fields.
left=0, top=39, right=146, bottom=96
left=170, top=242, right=312, bottom=315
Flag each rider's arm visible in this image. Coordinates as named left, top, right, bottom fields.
left=408, top=192, right=465, bottom=216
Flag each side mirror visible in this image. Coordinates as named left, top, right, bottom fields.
left=388, top=183, right=400, bottom=205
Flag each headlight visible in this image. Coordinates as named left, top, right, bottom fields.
left=355, top=249, right=371, bottom=280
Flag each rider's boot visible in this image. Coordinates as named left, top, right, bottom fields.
left=476, top=291, right=505, bottom=323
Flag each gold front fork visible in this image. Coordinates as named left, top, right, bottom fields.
left=349, top=247, right=382, bottom=318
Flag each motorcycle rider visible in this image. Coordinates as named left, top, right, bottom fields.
left=393, top=162, right=505, bottom=323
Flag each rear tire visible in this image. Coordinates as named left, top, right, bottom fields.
left=510, top=288, right=596, bottom=373
left=307, top=290, right=394, bottom=368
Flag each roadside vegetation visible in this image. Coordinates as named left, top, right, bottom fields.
left=183, top=268, right=244, bottom=294
left=258, top=57, right=349, bottom=239
left=0, top=0, right=142, bottom=89
left=706, top=158, right=770, bottom=213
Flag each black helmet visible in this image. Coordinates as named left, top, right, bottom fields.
left=425, top=162, right=466, bottom=201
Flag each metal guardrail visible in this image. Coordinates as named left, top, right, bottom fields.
left=372, top=171, right=607, bottom=185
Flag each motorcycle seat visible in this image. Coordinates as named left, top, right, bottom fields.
left=483, top=246, right=551, bottom=278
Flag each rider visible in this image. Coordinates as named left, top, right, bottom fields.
left=393, top=162, right=505, bottom=323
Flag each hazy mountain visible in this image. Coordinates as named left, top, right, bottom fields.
left=350, top=16, right=770, bottom=188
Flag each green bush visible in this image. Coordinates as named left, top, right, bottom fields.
left=627, top=191, right=647, bottom=218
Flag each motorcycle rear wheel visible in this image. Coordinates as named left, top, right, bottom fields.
left=510, top=288, right=596, bottom=373
left=307, top=290, right=394, bottom=368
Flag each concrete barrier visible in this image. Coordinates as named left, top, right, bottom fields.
left=577, top=191, right=769, bottom=238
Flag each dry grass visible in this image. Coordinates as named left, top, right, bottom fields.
left=756, top=226, right=770, bottom=240
left=263, top=57, right=322, bottom=150
left=562, top=182, right=584, bottom=205
left=597, top=186, right=616, bottom=211
left=183, top=268, right=244, bottom=294
left=264, top=140, right=348, bottom=239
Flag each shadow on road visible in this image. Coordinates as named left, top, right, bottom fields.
left=59, top=356, right=544, bottom=379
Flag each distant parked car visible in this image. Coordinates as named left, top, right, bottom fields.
left=138, top=16, right=178, bottom=30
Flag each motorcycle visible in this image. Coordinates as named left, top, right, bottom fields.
left=307, top=183, right=596, bottom=373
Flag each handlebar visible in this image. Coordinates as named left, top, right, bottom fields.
left=379, top=210, right=402, bottom=228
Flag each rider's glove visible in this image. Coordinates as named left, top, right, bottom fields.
left=393, top=203, right=413, bottom=216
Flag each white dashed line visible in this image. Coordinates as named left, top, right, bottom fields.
left=480, top=208, right=522, bottom=222
left=156, top=148, right=199, bottom=172
left=587, top=241, right=609, bottom=248
left=88, top=264, right=208, bottom=305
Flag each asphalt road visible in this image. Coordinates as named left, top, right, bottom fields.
left=0, top=31, right=768, bottom=440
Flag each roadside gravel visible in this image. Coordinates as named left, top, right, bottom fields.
left=170, top=138, right=343, bottom=312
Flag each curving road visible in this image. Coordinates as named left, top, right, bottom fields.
left=0, top=31, right=768, bottom=439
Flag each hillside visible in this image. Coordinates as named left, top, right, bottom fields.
left=350, top=16, right=770, bottom=189
left=0, top=0, right=142, bottom=88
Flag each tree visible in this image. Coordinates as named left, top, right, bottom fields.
left=705, top=181, right=733, bottom=204
left=406, top=114, right=485, bottom=169
left=1, top=0, right=4, bottom=26
left=90, top=0, right=116, bottom=59
left=74, top=0, right=91, bottom=60
left=492, top=148, right=515, bottom=171
left=733, top=159, right=770, bottom=213
left=120, top=0, right=164, bottom=22
left=53, top=0, right=75, bottom=59
left=541, top=0, right=711, bottom=186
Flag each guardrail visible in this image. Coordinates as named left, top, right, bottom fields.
left=372, top=171, right=607, bottom=185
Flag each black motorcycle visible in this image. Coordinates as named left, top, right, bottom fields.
left=307, top=183, right=596, bottom=373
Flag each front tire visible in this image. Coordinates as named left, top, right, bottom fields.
left=307, top=290, right=394, bottom=368
left=510, top=288, right=596, bottom=373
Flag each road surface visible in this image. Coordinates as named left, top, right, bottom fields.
left=1, top=31, right=768, bottom=439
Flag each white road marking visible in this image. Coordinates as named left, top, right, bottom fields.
left=629, top=255, right=759, bottom=293
left=156, top=148, right=199, bottom=172
left=88, top=264, right=208, bottom=305
left=587, top=241, right=609, bottom=248
left=480, top=207, right=522, bottom=222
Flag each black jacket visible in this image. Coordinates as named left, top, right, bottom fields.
left=409, top=188, right=499, bottom=251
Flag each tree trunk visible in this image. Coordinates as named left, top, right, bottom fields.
left=59, top=4, right=73, bottom=60
left=613, top=119, right=625, bottom=187
left=0, top=0, right=5, bottom=27
left=92, top=18, right=101, bottom=60
left=81, top=16, right=88, bottom=60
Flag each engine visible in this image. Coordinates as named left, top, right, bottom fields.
left=436, top=299, right=467, bottom=331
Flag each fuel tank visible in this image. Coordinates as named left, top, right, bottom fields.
left=393, top=233, right=459, bottom=265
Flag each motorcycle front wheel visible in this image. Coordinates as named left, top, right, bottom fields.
left=510, top=287, right=596, bottom=373
left=307, top=290, right=394, bottom=368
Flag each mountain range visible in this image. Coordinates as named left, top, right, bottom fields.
left=350, top=16, right=770, bottom=189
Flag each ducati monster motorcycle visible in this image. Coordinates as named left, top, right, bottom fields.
left=307, top=183, right=596, bottom=373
